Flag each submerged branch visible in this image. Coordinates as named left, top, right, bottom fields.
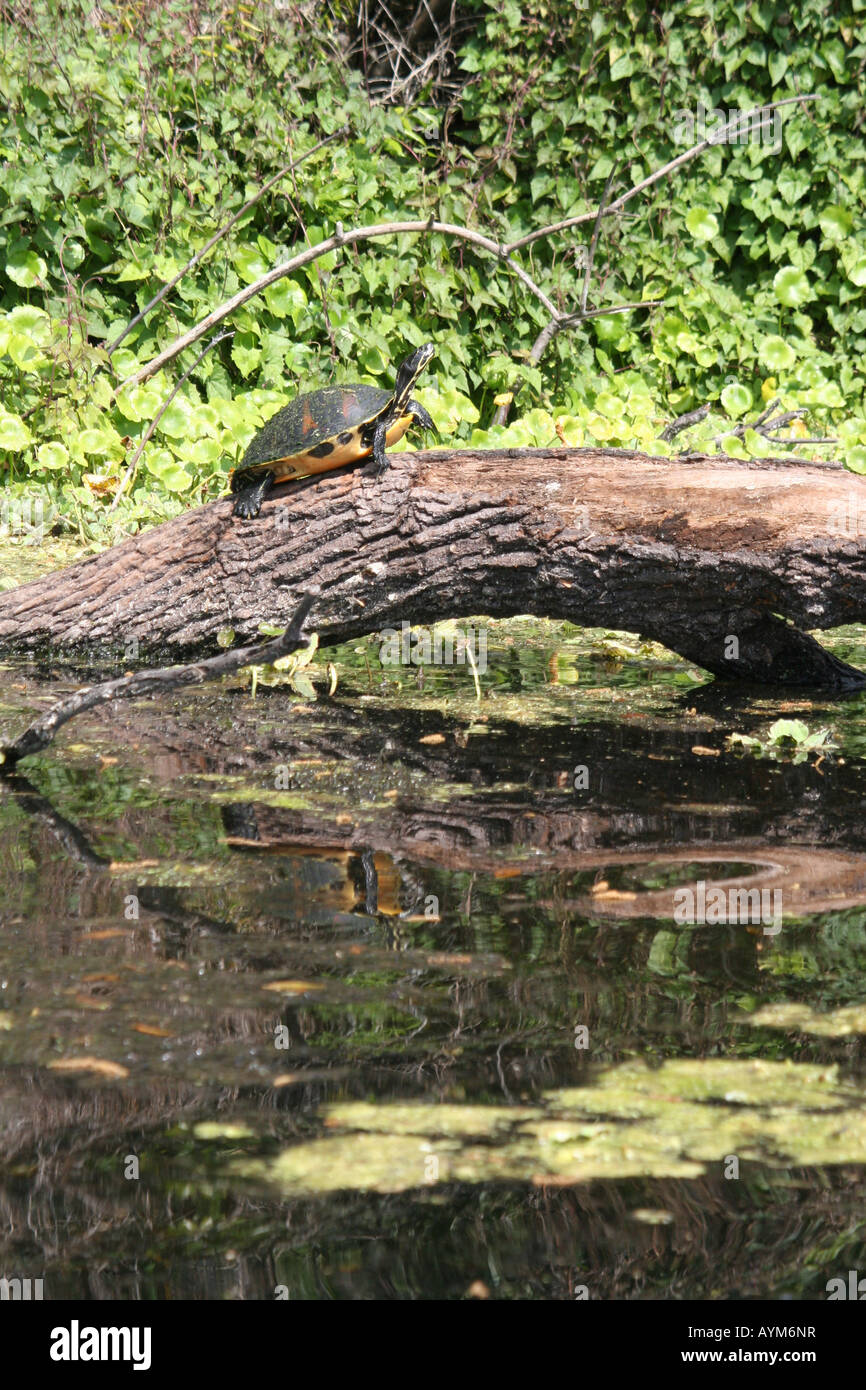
left=0, top=595, right=315, bottom=767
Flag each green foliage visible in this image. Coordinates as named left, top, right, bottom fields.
left=728, top=717, right=837, bottom=761
left=243, top=626, right=325, bottom=699
left=2, top=0, right=866, bottom=535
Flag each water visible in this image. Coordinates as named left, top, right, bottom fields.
left=2, top=619, right=866, bottom=1300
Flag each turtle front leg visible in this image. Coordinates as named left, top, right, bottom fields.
left=232, top=470, right=275, bottom=520
left=407, top=399, right=435, bottom=434
left=370, top=418, right=389, bottom=475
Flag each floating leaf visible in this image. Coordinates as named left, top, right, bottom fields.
left=47, top=1057, right=129, bottom=1079
left=263, top=979, right=326, bottom=994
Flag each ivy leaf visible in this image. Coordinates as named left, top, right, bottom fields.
left=5, top=241, right=47, bottom=287
left=610, top=54, right=634, bottom=80
left=768, top=51, right=788, bottom=85
left=37, top=441, right=69, bottom=470
left=846, top=256, right=866, bottom=288
left=263, top=279, right=308, bottom=322
left=773, top=266, right=812, bottom=307
left=234, top=244, right=270, bottom=284
left=0, top=411, right=32, bottom=450
left=819, top=205, right=853, bottom=242
left=686, top=208, right=720, bottom=242
left=231, top=334, right=262, bottom=376
left=8, top=333, right=47, bottom=370
left=819, top=39, right=847, bottom=81
left=720, top=383, right=752, bottom=418
left=114, top=260, right=152, bottom=283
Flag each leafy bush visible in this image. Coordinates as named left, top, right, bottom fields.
left=1, top=0, right=865, bottom=537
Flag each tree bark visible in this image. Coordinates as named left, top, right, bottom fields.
left=3, top=446, right=866, bottom=687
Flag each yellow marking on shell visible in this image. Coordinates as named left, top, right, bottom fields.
left=268, top=415, right=413, bottom=482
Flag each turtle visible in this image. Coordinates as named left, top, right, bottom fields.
left=229, top=342, right=436, bottom=519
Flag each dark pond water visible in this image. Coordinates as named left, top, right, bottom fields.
left=2, top=619, right=866, bottom=1300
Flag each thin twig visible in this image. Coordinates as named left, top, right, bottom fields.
left=759, top=410, right=807, bottom=433
left=580, top=163, right=618, bottom=315
left=107, top=330, right=234, bottom=514
left=752, top=398, right=782, bottom=428
left=715, top=407, right=809, bottom=447
left=0, top=595, right=316, bottom=767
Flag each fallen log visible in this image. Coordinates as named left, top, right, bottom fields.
left=3, top=446, right=866, bottom=687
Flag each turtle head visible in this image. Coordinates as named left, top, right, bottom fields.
left=392, top=342, right=434, bottom=409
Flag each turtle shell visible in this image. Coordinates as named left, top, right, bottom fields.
left=239, top=384, right=394, bottom=476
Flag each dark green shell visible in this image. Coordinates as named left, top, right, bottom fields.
left=241, top=384, right=392, bottom=471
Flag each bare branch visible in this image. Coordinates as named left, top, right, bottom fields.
left=116, top=220, right=560, bottom=391
left=658, top=403, right=711, bottom=443
left=506, top=94, right=820, bottom=254
left=113, top=92, right=821, bottom=420
left=567, top=299, right=661, bottom=323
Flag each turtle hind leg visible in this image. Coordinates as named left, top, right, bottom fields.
left=232, top=471, right=275, bottom=520
left=407, top=399, right=435, bottom=433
